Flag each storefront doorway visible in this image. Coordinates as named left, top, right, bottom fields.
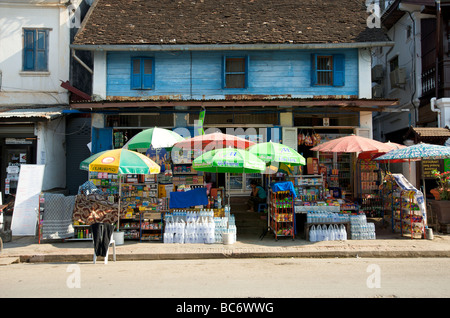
left=0, top=138, right=36, bottom=199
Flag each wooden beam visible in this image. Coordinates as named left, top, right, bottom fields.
left=70, top=98, right=399, bottom=110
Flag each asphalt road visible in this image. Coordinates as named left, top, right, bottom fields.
left=1, top=258, right=449, bottom=299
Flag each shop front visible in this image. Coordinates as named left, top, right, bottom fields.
left=0, top=107, right=66, bottom=204
left=52, top=98, right=411, bottom=245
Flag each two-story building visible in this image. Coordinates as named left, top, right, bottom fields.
left=0, top=0, right=81, bottom=200
left=69, top=0, right=397, bottom=196
left=372, top=0, right=450, bottom=192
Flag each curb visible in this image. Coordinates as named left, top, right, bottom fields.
left=12, top=250, right=450, bottom=263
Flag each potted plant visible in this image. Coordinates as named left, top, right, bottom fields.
left=431, top=170, right=450, bottom=200
left=430, top=170, right=450, bottom=224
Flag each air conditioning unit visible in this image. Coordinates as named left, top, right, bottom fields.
left=372, top=84, right=383, bottom=98
left=372, top=65, right=384, bottom=82
left=390, top=68, right=406, bottom=89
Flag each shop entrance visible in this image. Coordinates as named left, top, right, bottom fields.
left=0, top=139, right=36, bottom=198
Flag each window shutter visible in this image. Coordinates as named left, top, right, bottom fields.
left=333, top=54, right=345, bottom=86
left=311, top=54, right=318, bottom=86
left=23, top=30, right=35, bottom=71
left=131, top=58, right=141, bottom=89
left=244, top=55, right=249, bottom=88
left=142, top=58, right=154, bottom=89
left=222, top=56, right=226, bottom=89
left=36, top=30, right=48, bottom=71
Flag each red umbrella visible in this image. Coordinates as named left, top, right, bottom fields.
left=310, top=135, right=392, bottom=153
left=358, top=141, right=409, bottom=162
left=173, top=132, right=255, bottom=151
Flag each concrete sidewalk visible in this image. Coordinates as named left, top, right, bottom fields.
left=1, top=229, right=450, bottom=264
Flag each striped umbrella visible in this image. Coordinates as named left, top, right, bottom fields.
left=80, top=149, right=160, bottom=231
left=123, top=127, right=184, bottom=150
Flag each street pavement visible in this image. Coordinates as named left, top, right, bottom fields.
left=1, top=227, right=450, bottom=265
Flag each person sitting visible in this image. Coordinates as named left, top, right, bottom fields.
left=247, top=180, right=267, bottom=212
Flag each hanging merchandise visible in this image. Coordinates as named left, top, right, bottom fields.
left=312, top=130, right=321, bottom=146
left=298, top=130, right=305, bottom=146
left=304, top=132, right=313, bottom=146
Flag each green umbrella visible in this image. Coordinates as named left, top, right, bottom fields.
left=124, top=127, right=184, bottom=150
left=192, top=148, right=266, bottom=173
left=248, top=141, right=306, bottom=166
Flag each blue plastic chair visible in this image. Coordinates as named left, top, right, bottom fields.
left=257, top=203, right=267, bottom=213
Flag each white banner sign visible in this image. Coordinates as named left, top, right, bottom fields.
left=11, top=165, right=45, bottom=236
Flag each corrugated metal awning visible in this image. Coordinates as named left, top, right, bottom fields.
left=0, top=107, right=66, bottom=120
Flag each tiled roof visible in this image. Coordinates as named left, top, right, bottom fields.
left=411, top=127, right=450, bottom=137
left=73, top=0, right=389, bottom=46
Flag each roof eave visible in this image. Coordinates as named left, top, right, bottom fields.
left=70, top=42, right=395, bottom=52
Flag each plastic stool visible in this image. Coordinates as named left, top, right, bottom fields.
left=257, top=203, right=267, bottom=213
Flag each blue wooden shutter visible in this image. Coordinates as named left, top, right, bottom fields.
left=92, top=127, right=113, bottom=154
left=23, top=30, right=35, bottom=71
left=244, top=55, right=249, bottom=88
left=36, top=30, right=48, bottom=71
left=311, top=54, right=318, bottom=86
left=333, top=54, right=345, bottom=86
left=131, top=58, right=141, bottom=89
left=142, top=58, right=154, bottom=89
left=222, top=56, right=226, bottom=88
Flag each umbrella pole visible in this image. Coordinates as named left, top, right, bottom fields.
left=117, top=175, right=121, bottom=232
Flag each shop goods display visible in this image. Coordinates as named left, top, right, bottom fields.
left=309, top=224, right=347, bottom=242
left=382, top=174, right=426, bottom=239
left=306, top=211, right=350, bottom=224
left=269, top=187, right=295, bottom=240
left=163, top=207, right=236, bottom=244
left=350, top=214, right=376, bottom=240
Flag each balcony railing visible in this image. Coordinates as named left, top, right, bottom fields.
left=421, top=67, right=436, bottom=96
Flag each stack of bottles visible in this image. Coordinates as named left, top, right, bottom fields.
left=306, top=211, right=350, bottom=224
left=350, top=214, right=376, bottom=240
left=309, top=224, right=347, bottom=242
left=163, top=206, right=236, bottom=244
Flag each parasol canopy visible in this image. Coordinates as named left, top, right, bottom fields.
left=192, top=148, right=266, bottom=173
left=80, top=149, right=161, bottom=175
left=374, top=142, right=450, bottom=161
left=358, top=141, right=412, bottom=163
left=173, top=132, right=255, bottom=151
left=248, top=141, right=306, bottom=166
left=123, top=127, right=184, bottom=150
left=80, top=149, right=160, bottom=232
left=310, top=135, right=391, bottom=153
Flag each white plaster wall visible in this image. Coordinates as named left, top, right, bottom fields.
left=372, top=9, right=425, bottom=137
left=35, top=117, right=66, bottom=190
left=92, top=51, right=107, bottom=100
left=359, top=48, right=372, bottom=99
left=0, top=1, right=71, bottom=105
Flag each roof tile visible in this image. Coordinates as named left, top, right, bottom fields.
left=74, top=0, right=389, bottom=45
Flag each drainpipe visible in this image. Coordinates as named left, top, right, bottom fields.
left=430, top=97, right=441, bottom=127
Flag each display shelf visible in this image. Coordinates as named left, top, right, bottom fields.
left=358, top=160, right=382, bottom=217
left=62, top=224, right=93, bottom=241
left=269, top=188, right=295, bottom=240
left=400, top=190, right=425, bottom=239
left=140, top=212, right=163, bottom=242
left=382, top=174, right=425, bottom=239
left=287, top=175, right=325, bottom=205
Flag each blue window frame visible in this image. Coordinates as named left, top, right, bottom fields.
left=223, top=56, right=249, bottom=89
left=131, top=57, right=154, bottom=90
left=23, top=29, right=49, bottom=71
left=311, top=54, right=345, bottom=87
